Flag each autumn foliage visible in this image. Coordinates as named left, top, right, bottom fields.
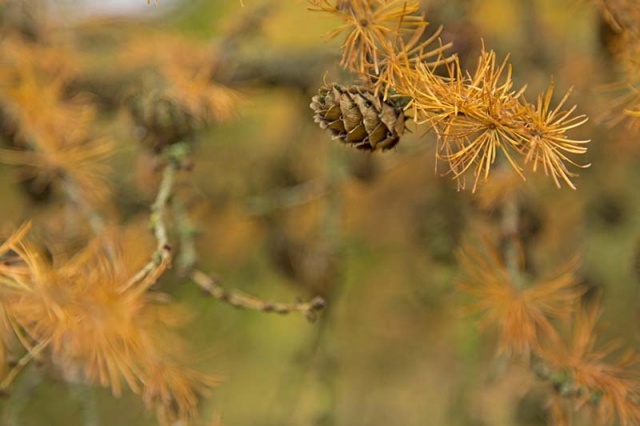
left=310, top=0, right=640, bottom=424
left=0, top=0, right=639, bottom=425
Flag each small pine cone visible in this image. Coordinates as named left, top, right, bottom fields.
left=310, top=84, right=405, bottom=152
left=128, top=90, right=197, bottom=153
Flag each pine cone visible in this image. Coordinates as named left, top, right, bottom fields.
left=310, top=84, right=405, bottom=152
left=128, top=89, right=197, bottom=153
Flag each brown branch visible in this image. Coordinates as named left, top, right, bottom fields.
left=122, top=157, right=177, bottom=292
left=225, top=50, right=337, bottom=93
left=501, top=194, right=525, bottom=289
left=190, top=269, right=325, bottom=322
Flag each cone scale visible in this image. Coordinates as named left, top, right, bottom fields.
left=310, top=84, right=405, bottom=152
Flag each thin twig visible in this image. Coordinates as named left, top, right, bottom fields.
left=172, top=196, right=198, bottom=276
left=243, top=143, right=429, bottom=217
left=63, top=179, right=106, bottom=236
left=122, top=159, right=177, bottom=292
left=0, top=337, right=50, bottom=392
left=151, top=161, right=176, bottom=251
left=501, top=194, right=524, bottom=289
left=245, top=179, right=327, bottom=217
left=190, top=269, right=325, bottom=322
left=267, top=144, right=346, bottom=425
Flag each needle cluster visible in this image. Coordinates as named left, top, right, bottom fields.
left=0, top=37, right=113, bottom=204
left=310, top=0, right=590, bottom=191
left=0, top=5, right=323, bottom=425
left=0, top=224, right=215, bottom=423
left=459, top=238, right=640, bottom=425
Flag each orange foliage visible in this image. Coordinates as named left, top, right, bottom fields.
left=0, top=37, right=112, bottom=204
left=458, top=239, right=584, bottom=358
left=312, top=0, right=590, bottom=191
left=539, top=299, right=640, bottom=425
left=0, top=225, right=215, bottom=422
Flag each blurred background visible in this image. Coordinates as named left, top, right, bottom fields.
left=0, top=0, right=639, bottom=425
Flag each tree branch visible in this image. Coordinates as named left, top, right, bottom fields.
left=190, top=269, right=325, bottom=322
